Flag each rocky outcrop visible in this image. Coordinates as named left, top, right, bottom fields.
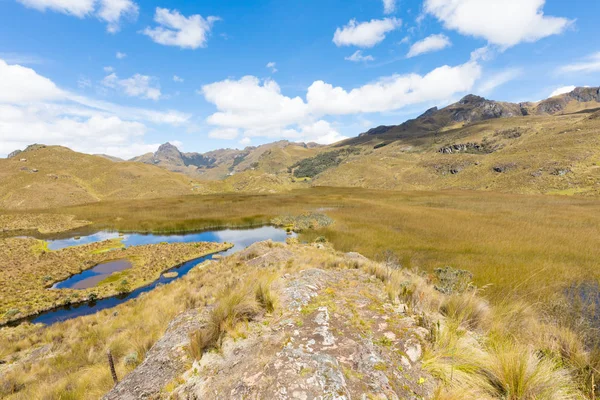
left=104, top=244, right=438, bottom=400
left=438, top=143, right=484, bottom=154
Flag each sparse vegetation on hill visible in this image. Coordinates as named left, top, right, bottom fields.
left=290, top=147, right=360, bottom=178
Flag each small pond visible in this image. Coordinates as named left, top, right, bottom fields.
left=22, top=226, right=294, bottom=326
left=53, top=260, right=134, bottom=289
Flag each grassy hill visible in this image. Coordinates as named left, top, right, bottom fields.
left=0, top=145, right=211, bottom=210
left=313, top=108, right=600, bottom=195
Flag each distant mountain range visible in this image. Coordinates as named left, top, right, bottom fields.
left=3, top=86, right=600, bottom=209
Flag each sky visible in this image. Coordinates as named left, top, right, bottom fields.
left=0, top=0, right=599, bottom=159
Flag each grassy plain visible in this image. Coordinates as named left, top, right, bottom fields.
left=28, top=187, right=600, bottom=302
left=2, top=187, right=600, bottom=398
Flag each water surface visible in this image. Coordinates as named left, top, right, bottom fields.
left=53, top=260, right=133, bottom=289
left=23, top=226, right=293, bottom=325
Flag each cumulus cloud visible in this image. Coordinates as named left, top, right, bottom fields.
left=383, top=0, right=396, bottom=14
left=173, top=75, right=184, bottom=83
left=549, top=85, right=576, bottom=97
left=333, top=18, right=401, bottom=48
left=200, top=59, right=482, bottom=144
left=0, top=58, right=188, bottom=158
left=558, top=52, right=600, bottom=74
left=477, top=68, right=523, bottom=94
left=307, top=61, right=481, bottom=115
left=266, top=62, right=278, bottom=73
left=102, top=73, right=161, bottom=100
left=424, top=0, right=573, bottom=48
left=345, top=50, right=374, bottom=62
left=407, top=34, right=451, bottom=58
left=142, top=7, right=220, bottom=49
left=0, top=59, right=64, bottom=102
left=116, top=51, right=127, bottom=59
left=17, top=0, right=138, bottom=32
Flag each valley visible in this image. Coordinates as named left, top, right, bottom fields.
left=2, top=87, right=600, bottom=399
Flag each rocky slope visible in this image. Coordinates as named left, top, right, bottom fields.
left=347, top=87, right=600, bottom=145
left=104, top=241, right=437, bottom=399
left=131, top=141, right=322, bottom=181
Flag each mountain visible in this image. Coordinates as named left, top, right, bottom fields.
left=131, top=140, right=323, bottom=181
left=309, top=88, right=600, bottom=195
left=346, top=87, right=600, bottom=146
left=0, top=145, right=211, bottom=210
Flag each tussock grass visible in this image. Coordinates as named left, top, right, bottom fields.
left=188, top=274, right=278, bottom=360
left=440, top=292, right=490, bottom=331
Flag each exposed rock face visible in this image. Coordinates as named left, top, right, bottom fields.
left=7, top=149, right=22, bottom=159
left=450, top=95, right=524, bottom=123
left=438, top=143, right=484, bottom=154
left=103, top=309, right=205, bottom=400
left=360, top=125, right=395, bottom=137
left=131, top=142, right=216, bottom=168
left=104, top=244, right=437, bottom=400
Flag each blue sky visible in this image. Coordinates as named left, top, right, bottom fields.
left=0, top=0, right=599, bottom=158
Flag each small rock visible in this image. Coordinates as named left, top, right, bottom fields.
left=404, top=339, right=422, bottom=363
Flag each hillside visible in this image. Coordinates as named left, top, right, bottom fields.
left=0, top=145, right=210, bottom=210
left=292, top=87, right=600, bottom=195
left=131, top=140, right=322, bottom=181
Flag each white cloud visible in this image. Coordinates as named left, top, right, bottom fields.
left=0, top=59, right=64, bottom=103
left=558, top=52, right=600, bottom=74
left=17, top=0, right=95, bottom=17
left=104, top=66, right=114, bottom=73
left=294, top=121, right=348, bottom=144
left=173, top=75, right=184, bottom=83
left=0, top=58, right=188, bottom=158
left=142, top=7, right=220, bottom=49
left=549, top=85, right=576, bottom=97
left=266, top=62, right=278, bottom=73
left=202, top=76, right=308, bottom=130
left=424, top=0, right=573, bottom=48
left=307, top=61, right=481, bottom=115
left=407, top=34, right=451, bottom=58
left=102, top=73, right=161, bottom=100
left=16, top=0, right=138, bottom=32
left=116, top=51, right=127, bottom=59
left=383, top=0, right=396, bottom=14
left=477, top=68, right=523, bottom=94
left=345, top=50, right=374, bottom=62
left=97, top=0, right=138, bottom=33
left=200, top=59, right=482, bottom=144
left=333, top=18, right=401, bottom=48
left=209, top=128, right=239, bottom=140
left=239, top=137, right=251, bottom=146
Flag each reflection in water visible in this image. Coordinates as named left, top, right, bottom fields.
left=53, top=260, right=133, bottom=289
left=26, top=226, right=293, bottom=326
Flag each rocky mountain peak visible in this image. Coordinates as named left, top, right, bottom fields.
left=458, top=94, right=487, bottom=105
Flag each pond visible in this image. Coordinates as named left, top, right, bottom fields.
left=24, top=226, right=294, bottom=326
left=53, top=259, right=134, bottom=289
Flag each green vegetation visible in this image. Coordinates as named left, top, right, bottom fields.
left=290, top=147, right=360, bottom=178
